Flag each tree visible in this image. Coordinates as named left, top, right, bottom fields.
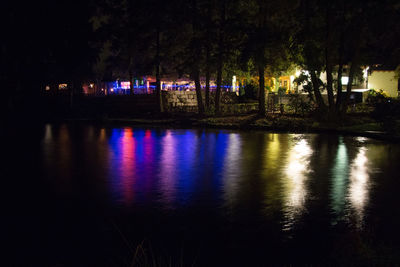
left=240, top=0, right=293, bottom=116
left=292, top=0, right=400, bottom=120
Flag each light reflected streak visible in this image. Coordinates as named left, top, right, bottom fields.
left=159, top=130, right=177, bottom=207
left=108, top=128, right=137, bottom=206
left=331, top=138, right=349, bottom=223
left=282, top=137, right=312, bottom=231
left=44, top=124, right=53, bottom=142
left=348, top=147, right=369, bottom=228
left=262, top=133, right=282, bottom=212
left=222, top=133, right=242, bottom=209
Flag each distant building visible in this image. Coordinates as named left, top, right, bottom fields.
left=368, top=66, right=399, bottom=97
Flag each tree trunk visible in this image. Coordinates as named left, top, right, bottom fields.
left=310, top=71, right=326, bottom=110
left=129, top=70, right=134, bottom=95
left=215, top=54, right=222, bottom=114
left=325, top=3, right=334, bottom=114
left=335, top=7, right=346, bottom=112
left=342, top=59, right=357, bottom=114
left=191, top=0, right=204, bottom=115
left=204, top=0, right=212, bottom=109
left=214, top=0, right=225, bottom=114
left=326, top=60, right=334, bottom=112
left=155, top=28, right=163, bottom=113
left=335, top=62, right=344, bottom=110
left=205, top=45, right=210, bottom=109
left=258, top=64, right=266, bottom=115
left=342, top=39, right=361, bottom=114
left=194, top=69, right=204, bottom=115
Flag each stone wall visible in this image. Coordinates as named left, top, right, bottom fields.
left=162, top=91, right=238, bottom=112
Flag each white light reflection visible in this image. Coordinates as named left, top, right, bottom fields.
left=355, top=136, right=368, bottom=143
left=331, top=138, right=349, bottom=224
left=222, top=133, right=242, bottom=209
left=348, top=147, right=369, bottom=228
left=282, top=137, right=312, bottom=231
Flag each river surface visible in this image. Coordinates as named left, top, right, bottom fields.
left=4, top=123, right=400, bottom=266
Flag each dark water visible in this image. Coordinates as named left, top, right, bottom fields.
left=4, top=123, right=400, bottom=266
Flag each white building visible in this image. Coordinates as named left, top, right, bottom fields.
left=368, top=68, right=399, bottom=97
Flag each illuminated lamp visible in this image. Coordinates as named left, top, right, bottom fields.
left=363, top=67, right=369, bottom=79
left=232, top=75, right=237, bottom=94
left=341, top=76, right=349, bottom=85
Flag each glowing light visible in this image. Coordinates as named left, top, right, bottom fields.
left=232, top=75, right=237, bottom=95
left=342, top=76, right=349, bottom=85
left=363, top=67, right=369, bottom=78
left=121, top=81, right=130, bottom=89
left=58, top=83, right=68, bottom=90
left=111, top=88, right=114, bottom=92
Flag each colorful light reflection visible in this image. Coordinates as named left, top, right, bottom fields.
left=108, top=128, right=136, bottom=206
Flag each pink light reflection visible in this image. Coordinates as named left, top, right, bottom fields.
left=159, top=130, right=177, bottom=206
left=120, top=128, right=136, bottom=206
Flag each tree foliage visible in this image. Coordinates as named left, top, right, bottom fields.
left=3, top=0, right=399, bottom=119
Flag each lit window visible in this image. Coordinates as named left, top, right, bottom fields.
left=45, top=85, right=50, bottom=91
left=121, top=81, right=130, bottom=89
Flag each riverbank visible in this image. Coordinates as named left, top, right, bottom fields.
left=100, top=113, right=400, bottom=142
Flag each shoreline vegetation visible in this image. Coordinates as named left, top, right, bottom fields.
left=5, top=90, right=399, bottom=142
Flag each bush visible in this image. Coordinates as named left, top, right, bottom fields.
left=348, top=103, right=373, bottom=114
left=288, top=94, right=313, bottom=116
left=368, top=90, right=400, bottom=134
left=277, top=87, right=287, bottom=96
left=366, top=89, right=389, bottom=105
left=372, top=99, right=400, bottom=119
left=243, top=82, right=258, bottom=100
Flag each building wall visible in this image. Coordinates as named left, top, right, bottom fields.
left=368, top=71, right=399, bottom=97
